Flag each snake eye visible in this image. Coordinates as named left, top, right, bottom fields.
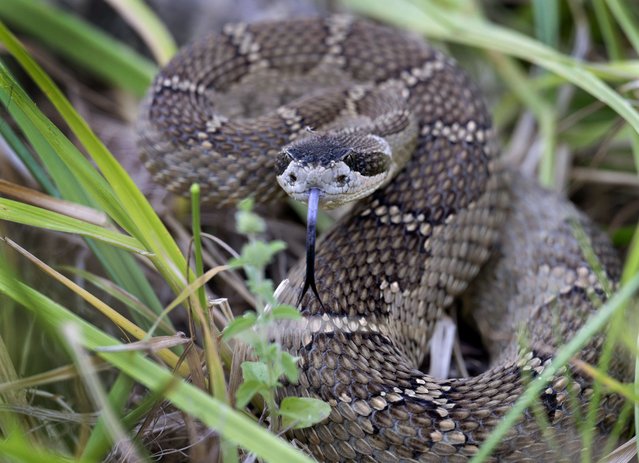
left=343, top=152, right=389, bottom=177
left=343, top=153, right=356, bottom=170
left=275, top=150, right=294, bottom=176
left=336, top=174, right=348, bottom=186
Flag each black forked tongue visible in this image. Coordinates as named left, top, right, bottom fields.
left=298, top=188, right=324, bottom=308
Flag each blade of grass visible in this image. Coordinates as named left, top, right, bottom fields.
left=188, top=184, right=236, bottom=462
left=60, top=267, right=174, bottom=334
left=0, top=59, right=166, bottom=319
left=0, top=179, right=107, bottom=225
left=468, top=273, right=639, bottom=462
left=2, top=238, right=186, bottom=376
left=0, top=432, right=77, bottom=463
left=593, top=0, right=624, bottom=60
left=104, top=0, right=177, bottom=65
left=0, top=358, right=111, bottom=395
left=532, top=0, right=558, bottom=48
left=0, top=59, right=139, bottom=237
left=0, top=118, right=57, bottom=195
left=81, top=373, right=158, bottom=461
left=0, top=336, right=29, bottom=434
left=486, top=51, right=556, bottom=187
left=573, top=359, right=639, bottom=402
left=0, top=265, right=314, bottom=463
left=344, top=0, right=639, bottom=137
left=621, top=132, right=639, bottom=285
left=79, top=373, right=134, bottom=461
left=607, top=0, right=639, bottom=55
left=0, top=198, right=148, bottom=254
left=0, top=21, right=189, bottom=295
left=191, top=184, right=207, bottom=314
left=0, top=0, right=155, bottom=96
left=64, top=323, right=146, bottom=462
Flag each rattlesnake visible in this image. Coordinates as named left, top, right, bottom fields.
left=137, top=15, right=630, bottom=462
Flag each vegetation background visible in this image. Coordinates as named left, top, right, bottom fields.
left=0, top=0, right=638, bottom=462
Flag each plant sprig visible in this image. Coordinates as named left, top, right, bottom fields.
left=223, top=199, right=330, bottom=432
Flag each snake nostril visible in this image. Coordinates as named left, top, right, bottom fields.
left=288, top=173, right=297, bottom=183
left=336, top=175, right=348, bottom=186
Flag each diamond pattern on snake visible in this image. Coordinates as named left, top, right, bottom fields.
left=137, top=15, right=631, bottom=462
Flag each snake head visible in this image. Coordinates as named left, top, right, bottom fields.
left=275, top=132, right=392, bottom=209
left=275, top=131, right=392, bottom=307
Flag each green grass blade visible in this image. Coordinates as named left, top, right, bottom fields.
left=60, top=267, right=173, bottom=334
left=80, top=373, right=140, bottom=461
left=64, top=323, right=149, bottom=462
left=344, top=0, right=639, bottom=137
left=0, top=0, right=155, bottom=96
left=105, top=0, right=177, bottom=65
left=593, top=0, right=624, bottom=60
left=0, top=22, right=189, bottom=293
left=606, top=0, right=639, bottom=54
left=190, top=184, right=207, bottom=311
left=0, top=198, right=149, bottom=254
left=0, top=59, right=165, bottom=319
left=622, top=131, right=639, bottom=285
left=532, top=0, right=558, bottom=47
left=0, top=435, right=78, bottom=463
left=468, top=273, right=639, bottom=462
left=0, top=60, right=137, bottom=234
left=83, top=241, right=166, bottom=319
left=0, top=267, right=314, bottom=463
left=0, top=119, right=58, bottom=196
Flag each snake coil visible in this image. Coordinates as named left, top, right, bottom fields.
left=137, top=15, right=630, bottom=462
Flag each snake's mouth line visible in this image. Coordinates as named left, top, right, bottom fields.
left=289, top=191, right=344, bottom=210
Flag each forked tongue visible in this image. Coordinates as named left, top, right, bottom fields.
left=298, top=188, right=324, bottom=307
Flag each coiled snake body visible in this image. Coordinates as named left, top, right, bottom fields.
left=137, top=16, right=629, bottom=462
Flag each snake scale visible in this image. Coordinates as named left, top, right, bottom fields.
left=137, top=16, right=630, bottom=462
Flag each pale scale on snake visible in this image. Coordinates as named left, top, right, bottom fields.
left=136, top=15, right=630, bottom=462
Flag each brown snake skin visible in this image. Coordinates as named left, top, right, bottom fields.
left=137, top=16, right=630, bottom=462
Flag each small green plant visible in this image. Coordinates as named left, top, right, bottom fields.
left=223, top=199, right=330, bottom=431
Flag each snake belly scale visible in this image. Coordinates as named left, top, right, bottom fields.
left=137, top=15, right=630, bottom=462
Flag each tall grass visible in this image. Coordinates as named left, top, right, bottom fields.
left=0, top=0, right=638, bottom=462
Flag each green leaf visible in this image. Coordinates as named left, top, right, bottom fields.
left=280, top=397, right=331, bottom=430
left=241, top=361, right=269, bottom=383
left=235, top=379, right=265, bottom=409
left=261, top=343, right=281, bottom=363
left=237, top=198, right=255, bottom=213
left=235, top=201, right=265, bottom=235
left=280, top=352, right=300, bottom=384
left=247, top=278, right=276, bottom=303
left=270, top=305, right=302, bottom=321
left=222, top=312, right=257, bottom=340
left=233, top=241, right=287, bottom=269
